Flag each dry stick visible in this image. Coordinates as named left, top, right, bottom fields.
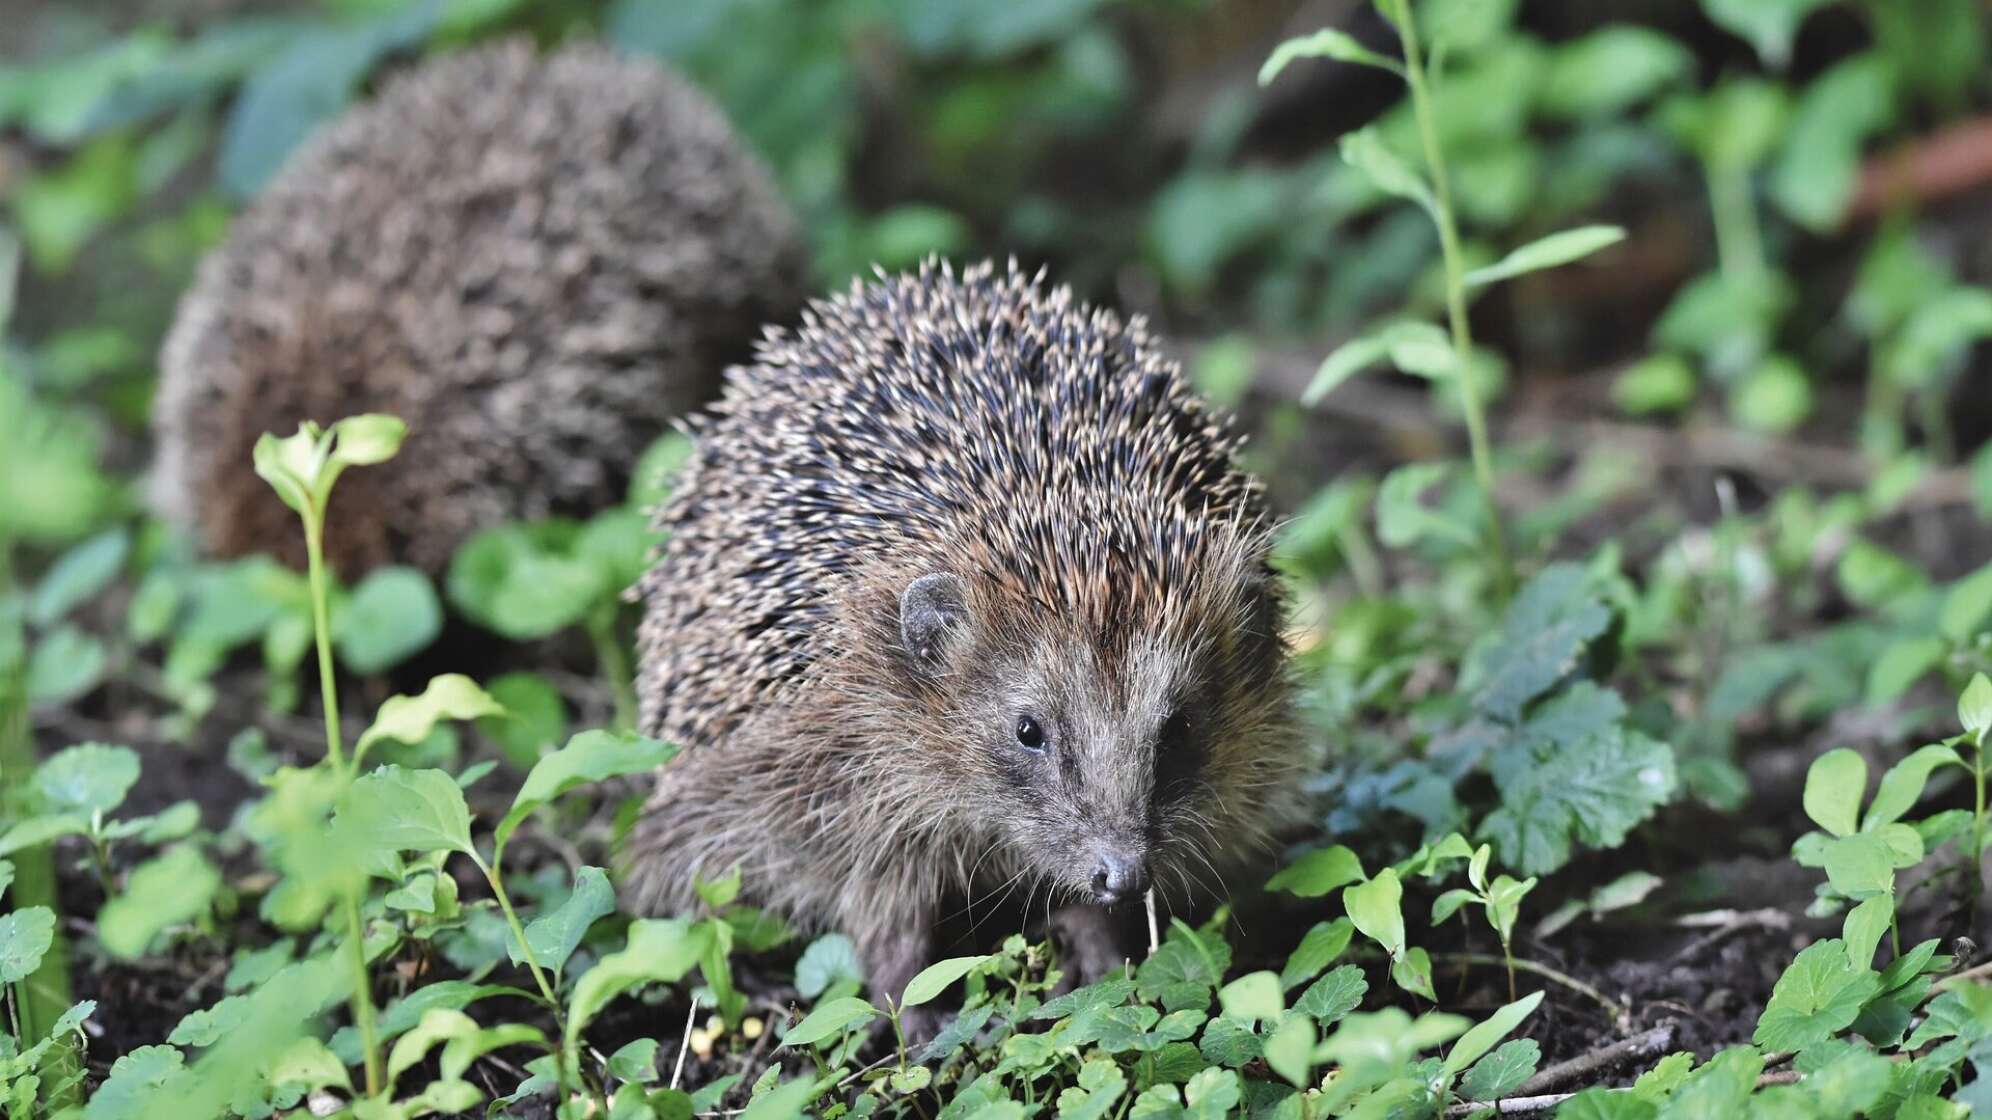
left=670, top=996, right=700, bottom=1090
left=1933, top=957, right=1992, bottom=991
left=1432, top=953, right=1630, bottom=1029
left=1510, top=1023, right=1677, bottom=1098
left=1442, top=1069, right=1807, bottom=1118
left=1144, top=889, right=1160, bottom=956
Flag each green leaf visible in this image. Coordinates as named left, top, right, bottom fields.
left=1460, top=1038, right=1540, bottom=1101
left=496, top=730, right=677, bottom=857
left=1431, top=888, right=1480, bottom=925
left=519, top=866, right=615, bottom=975
left=1865, top=744, right=1964, bottom=829
left=567, top=918, right=713, bottom=1048
left=1464, top=226, right=1624, bottom=288
left=168, top=995, right=249, bottom=1047
left=29, top=528, right=128, bottom=626
left=1867, top=637, right=1948, bottom=705
left=1942, top=563, right=1992, bottom=643
left=1701, top=0, right=1832, bottom=68
left=333, top=766, right=474, bottom=858
left=1340, top=127, right=1435, bottom=217
left=1343, top=868, right=1404, bottom=957
left=1842, top=895, right=1891, bottom=970
left=1293, top=965, right=1367, bottom=1024
left=99, top=845, right=221, bottom=959
left=1302, top=321, right=1453, bottom=404
left=1375, top=461, right=1477, bottom=550
left=1590, top=870, right=1664, bottom=913
left=1279, top=919, right=1354, bottom=989
left=1803, top=749, right=1866, bottom=837
left=796, top=934, right=864, bottom=1000
left=1198, top=1015, right=1262, bottom=1066
left=447, top=521, right=607, bottom=640
left=1730, top=355, right=1813, bottom=434
left=1613, top=353, right=1697, bottom=417
left=334, top=567, right=442, bottom=674
left=1216, top=971, right=1283, bottom=1023
left=1539, top=26, right=1691, bottom=120
left=1267, top=846, right=1365, bottom=897
left=1259, top=28, right=1403, bottom=84
left=1469, top=565, right=1612, bottom=721
left=782, top=995, right=881, bottom=1047
left=1752, top=939, right=1882, bottom=1050
left=1261, top=1013, right=1315, bottom=1088
left=478, top=672, right=570, bottom=769
left=34, top=741, right=140, bottom=815
left=1479, top=687, right=1676, bottom=875
left=1446, top=992, right=1543, bottom=1077
left=387, top=1007, right=477, bottom=1086
left=0, top=905, right=55, bottom=983
left=327, top=413, right=405, bottom=468
left=355, top=674, right=505, bottom=767
left=0, top=812, right=90, bottom=858
left=901, top=954, right=992, bottom=1008
left=1961, top=674, right=1992, bottom=738
left=608, top=1037, right=660, bottom=1084
left=27, top=624, right=107, bottom=706
left=739, top=1077, right=816, bottom=1120
left=1390, top=947, right=1436, bottom=1001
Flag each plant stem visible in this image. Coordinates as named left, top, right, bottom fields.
left=1433, top=952, right=1629, bottom=1028
left=345, top=892, right=382, bottom=1098
left=1971, top=745, right=1987, bottom=916
left=1392, top=0, right=1509, bottom=595
left=302, top=513, right=345, bottom=772
left=0, top=552, right=75, bottom=1051
left=1706, top=165, right=1765, bottom=284
left=587, top=606, right=637, bottom=732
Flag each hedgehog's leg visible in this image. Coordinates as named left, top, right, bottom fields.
left=1048, top=904, right=1133, bottom=991
left=854, top=905, right=951, bottom=1044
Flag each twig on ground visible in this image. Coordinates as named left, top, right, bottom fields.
left=671, top=996, right=699, bottom=1090
left=1933, top=957, right=1992, bottom=991
left=1670, top=908, right=1794, bottom=929
left=1512, top=1022, right=1676, bottom=1097
left=1432, top=952, right=1631, bottom=1030
left=1667, top=908, right=1793, bottom=965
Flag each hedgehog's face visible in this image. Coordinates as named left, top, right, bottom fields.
left=899, top=572, right=1249, bottom=907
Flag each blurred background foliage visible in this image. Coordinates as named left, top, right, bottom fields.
left=3, top=0, right=1991, bottom=560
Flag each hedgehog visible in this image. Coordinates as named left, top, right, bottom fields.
left=153, top=39, right=808, bottom=578
left=625, top=260, right=1304, bottom=1028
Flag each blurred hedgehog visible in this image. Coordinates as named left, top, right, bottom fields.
left=154, top=39, right=808, bottom=577
left=625, top=260, right=1303, bottom=1028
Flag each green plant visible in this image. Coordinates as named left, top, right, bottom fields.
left=1262, top=6, right=1629, bottom=594
left=1431, top=843, right=1536, bottom=1000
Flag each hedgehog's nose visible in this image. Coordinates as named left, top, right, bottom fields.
left=1091, top=851, right=1150, bottom=905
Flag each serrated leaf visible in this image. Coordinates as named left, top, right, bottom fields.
left=1459, top=1037, right=1540, bottom=1100
left=1471, top=565, right=1612, bottom=721
left=34, top=741, right=140, bottom=815
left=0, top=906, right=55, bottom=983
left=168, top=995, right=249, bottom=1047
left=496, top=730, right=676, bottom=858
left=1259, top=28, right=1402, bottom=84
left=1480, top=688, right=1675, bottom=875
left=1293, top=964, right=1367, bottom=1024
left=333, top=766, right=473, bottom=858
left=1752, top=939, right=1882, bottom=1050
left=1199, top=1015, right=1262, bottom=1066
left=1465, top=225, right=1624, bottom=288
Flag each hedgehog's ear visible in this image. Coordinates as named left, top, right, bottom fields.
left=900, top=572, right=968, bottom=671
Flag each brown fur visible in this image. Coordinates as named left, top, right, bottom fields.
left=627, top=261, right=1305, bottom=1019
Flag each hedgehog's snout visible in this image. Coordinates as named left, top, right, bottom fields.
left=1088, top=846, right=1151, bottom=906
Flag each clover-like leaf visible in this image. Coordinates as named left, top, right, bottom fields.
left=34, top=741, right=140, bottom=816
left=1753, top=939, right=1882, bottom=1050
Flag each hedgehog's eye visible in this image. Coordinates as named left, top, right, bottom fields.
left=1014, top=715, right=1046, bottom=752
left=1158, top=710, right=1191, bottom=753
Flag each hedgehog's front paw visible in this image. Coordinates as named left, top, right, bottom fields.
left=1050, top=904, right=1133, bottom=989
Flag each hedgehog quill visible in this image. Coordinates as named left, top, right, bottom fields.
left=628, top=261, right=1304, bottom=1030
